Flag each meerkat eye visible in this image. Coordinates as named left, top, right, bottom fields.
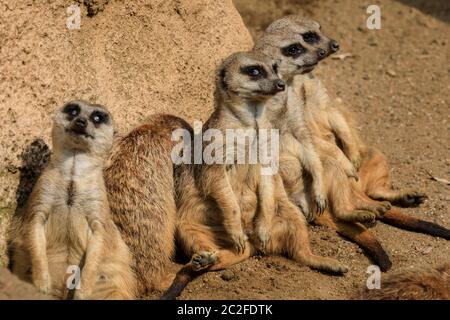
left=63, top=103, right=80, bottom=118
left=282, top=43, right=305, bottom=57
left=90, top=111, right=108, bottom=125
left=241, top=65, right=267, bottom=79
left=302, top=32, right=320, bottom=44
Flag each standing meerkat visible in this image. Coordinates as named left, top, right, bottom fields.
left=163, top=51, right=348, bottom=299
left=104, top=114, right=191, bottom=295
left=8, top=101, right=136, bottom=299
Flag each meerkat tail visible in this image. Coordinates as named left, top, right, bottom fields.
left=334, top=221, right=392, bottom=272
left=314, top=214, right=391, bottom=271
left=379, top=209, right=450, bottom=240
left=160, top=265, right=201, bottom=300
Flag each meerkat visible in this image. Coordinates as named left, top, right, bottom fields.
left=104, top=114, right=192, bottom=295
left=261, top=15, right=428, bottom=214
left=163, top=51, right=348, bottom=299
left=8, top=100, right=136, bottom=299
left=253, top=16, right=450, bottom=270
left=361, top=262, right=450, bottom=300
left=255, top=22, right=389, bottom=225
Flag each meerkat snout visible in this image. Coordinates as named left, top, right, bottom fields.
left=71, top=115, right=88, bottom=134
left=330, top=40, right=339, bottom=52
left=318, top=48, right=327, bottom=59
left=275, top=79, right=286, bottom=91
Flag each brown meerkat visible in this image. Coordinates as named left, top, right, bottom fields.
left=361, top=262, right=450, bottom=300
left=253, top=23, right=392, bottom=270
left=255, top=21, right=390, bottom=225
left=254, top=16, right=450, bottom=270
left=104, top=114, right=192, bottom=296
left=262, top=15, right=428, bottom=213
left=162, top=51, right=348, bottom=299
left=8, top=100, right=136, bottom=299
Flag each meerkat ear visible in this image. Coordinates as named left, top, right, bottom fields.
left=219, top=68, right=228, bottom=91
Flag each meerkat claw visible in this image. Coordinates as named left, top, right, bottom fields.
left=256, top=226, right=270, bottom=252
left=315, top=196, right=327, bottom=215
left=230, top=232, right=248, bottom=254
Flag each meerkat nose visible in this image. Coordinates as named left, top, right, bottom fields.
left=318, top=49, right=327, bottom=59
left=74, top=117, right=88, bottom=128
left=276, top=80, right=286, bottom=91
left=330, top=40, right=340, bottom=52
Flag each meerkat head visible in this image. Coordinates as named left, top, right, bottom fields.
left=217, top=51, right=285, bottom=102
left=52, top=100, right=115, bottom=156
left=254, top=16, right=339, bottom=80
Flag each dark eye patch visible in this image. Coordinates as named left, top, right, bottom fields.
left=240, top=65, right=267, bottom=79
left=281, top=43, right=306, bottom=58
left=302, top=31, right=320, bottom=44
left=90, top=110, right=109, bottom=125
left=63, top=103, right=80, bottom=120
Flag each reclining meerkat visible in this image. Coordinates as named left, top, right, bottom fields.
left=162, top=51, right=348, bottom=299
left=262, top=15, right=428, bottom=215
left=8, top=101, right=136, bottom=299
left=361, top=262, right=450, bottom=300
left=104, top=114, right=192, bottom=296
left=253, top=16, right=450, bottom=270
left=255, top=22, right=389, bottom=225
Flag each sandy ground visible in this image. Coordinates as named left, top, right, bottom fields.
left=172, top=0, right=450, bottom=300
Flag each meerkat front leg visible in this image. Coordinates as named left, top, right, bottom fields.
left=328, top=109, right=362, bottom=169
left=291, top=132, right=327, bottom=215
left=202, top=165, right=247, bottom=253
left=313, top=138, right=359, bottom=180
left=255, top=171, right=275, bottom=251
left=75, top=218, right=104, bottom=299
left=28, top=211, right=51, bottom=294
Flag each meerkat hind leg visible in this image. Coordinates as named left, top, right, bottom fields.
left=269, top=198, right=348, bottom=275
left=369, top=188, right=427, bottom=208
left=352, top=190, right=392, bottom=217
left=358, top=148, right=427, bottom=208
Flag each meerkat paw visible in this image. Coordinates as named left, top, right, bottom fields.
left=376, top=201, right=392, bottom=215
left=308, top=257, right=349, bottom=275
left=303, top=209, right=316, bottom=223
left=349, top=152, right=362, bottom=170
left=255, top=224, right=271, bottom=252
left=392, top=191, right=428, bottom=208
left=353, top=210, right=377, bottom=223
left=230, top=231, right=248, bottom=254
left=191, top=251, right=218, bottom=272
left=321, top=260, right=349, bottom=275
left=346, top=167, right=359, bottom=181
left=341, top=160, right=359, bottom=181
left=359, top=201, right=392, bottom=218
left=315, top=194, right=328, bottom=215
left=33, top=272, right=51, bottom=295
